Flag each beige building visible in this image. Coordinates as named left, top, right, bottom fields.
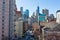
left=15, top=17, right=23, bottom=37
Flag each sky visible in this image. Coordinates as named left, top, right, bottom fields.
left=16, top=0, right=60, bottom=17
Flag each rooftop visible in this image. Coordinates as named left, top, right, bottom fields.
left=43, top=21, right=60, bottom=31
left=39, top=13, right=46, bottom=16
left=16, top=11, right=21, bottom=14
left=56, top=10, right=60, bottom=13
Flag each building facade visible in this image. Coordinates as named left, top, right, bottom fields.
left=30, top=12, right=36, bottom=24
left=23, top=9, right=29, bottom=22
left=25, top=9, right=29, bottom=18
left=50, top=14, right=54, bottom=20
left=42, top=23, right=60, bottom=40
left=42, top=9, right=49, bottom=16
left=0, top=0, right=16, bottom=40
left=36, top=6, right=40, bottom=23
left=15, top=17, right=23, bottom=37
left=16, top=11, right=22, bottom=19
left=20, top=7, right=23, bottom=17
left=0, top=0, right=9, bottom=40
left=56, top=10, right=60, bottom=24
left=9, top=0, right=16, bottom=40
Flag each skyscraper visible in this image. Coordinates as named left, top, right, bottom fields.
left=0, top=0, right=16, bottom=40
left=42, top=9, right=49, bottom=22
left=25, top=9, right=29, bottom=18
left=20, top=7, right=23, bottom=17
left=36, top=6, right=40, bottom=14
left=50, top=14, right=54, bottom=20
left=9, top=0, right=16, bottom=40
left=30, top=12, right=36, bottom=24
left=23, top=9, right=29, bottom=22
left=36, top=6, right=40, bottom=23
left=42, top=9, right=49, bottom=16
left=0, top=0, right=9, bottom=40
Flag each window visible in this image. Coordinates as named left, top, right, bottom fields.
left=2, top=1, right=5, bottom=16
left=2, top=31, right=4, bottom=33
left=14, top=30, right=16, bottom=32
left=13, top=39, right=15, bottom=40
left=2, top=20, right=4, bottom=22
left=2, top=23, right=4, bottom=25
left=2, top=38, right=4, bottom=40
left=2, top=34, right=4, bottom=40
left=2, top=27, right=4, bottom=29
left=14, top=15, right=16, bottom=16
left=2, top=34, right=4, bottom=37
left=14, top=25, right=16, bottom=26
left=14, top=19, right=16, bottom=21
left=3, top=2, right=5, bottom=4
left=2, top=16, right=4, bottom=18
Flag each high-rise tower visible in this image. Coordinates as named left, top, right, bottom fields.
left=9, top=0, right=16, bottom=40
left=36, top=6, right=40, bottom=25
left=42, top=9, right=49, bottom=16
left=0, top=0, right=16, bottom=40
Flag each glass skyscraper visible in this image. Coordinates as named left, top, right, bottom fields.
left=23, top=9, right=29, bottom=22
left=20, top=7, right=23, bottom=17
left=36, top=6, right=40, bottom=23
